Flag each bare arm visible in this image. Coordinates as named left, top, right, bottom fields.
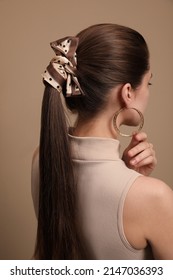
left=144, top=179, right=173, bottom=259
left=123, top=176, right=173, bottom=259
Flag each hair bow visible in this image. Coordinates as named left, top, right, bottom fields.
left=42, top=37, right=84, bottom=97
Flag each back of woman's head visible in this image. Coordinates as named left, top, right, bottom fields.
left=35, top=23, right=149, bottom=260
left=66, top=23, right=150, bottom=118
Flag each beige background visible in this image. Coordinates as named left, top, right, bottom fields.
left=0, top=0, right=173, bottom=259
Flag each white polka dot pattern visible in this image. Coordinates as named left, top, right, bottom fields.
left=42, top=37, right=84, bottom=97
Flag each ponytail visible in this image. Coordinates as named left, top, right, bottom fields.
left=34, top=84, right=83, bottom=259
left=34, top=23, right=150, bottom=259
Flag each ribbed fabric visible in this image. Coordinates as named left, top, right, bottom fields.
left=31, top=134, right=153, bottom=259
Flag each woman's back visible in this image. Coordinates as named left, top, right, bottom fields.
left=69, top=134, right=153, bottom=259
left=32, top=23, right=173, bottom=259
left=32, top=135, right=155, bottom=259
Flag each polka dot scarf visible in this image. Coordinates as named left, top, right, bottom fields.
left=42, top=36, right=84, bottom=97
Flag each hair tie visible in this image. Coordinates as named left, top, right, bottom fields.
left=42, top=37, right=84, bottom=97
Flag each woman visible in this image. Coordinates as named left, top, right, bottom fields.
left=31, top=23, right=173, bottom=260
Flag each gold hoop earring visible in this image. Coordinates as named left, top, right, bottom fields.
left=113, top=107, right=144, bottom=137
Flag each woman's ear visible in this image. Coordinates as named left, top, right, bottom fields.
left=120, top=83, right=134, bottom=107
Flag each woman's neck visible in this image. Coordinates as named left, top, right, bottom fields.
left=72, top=114, right=118, bottom=139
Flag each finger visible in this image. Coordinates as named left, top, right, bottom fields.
left=133, top=155, right=157, bottom=169
left=128, top=141, right=152, bottom=158
left=133, top=131, right=147, bottom=142
left=127, top=132, right=148, bottom=152
left=130, top=143, right=155, bottom=165
left=126, top=133, right=144, bottom=151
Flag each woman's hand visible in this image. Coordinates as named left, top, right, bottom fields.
left=122, top=132, right=157, bottom=176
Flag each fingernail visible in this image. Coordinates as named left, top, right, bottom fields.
left=131, top=159, right=137, bottom=165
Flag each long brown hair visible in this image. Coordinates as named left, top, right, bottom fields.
left=34, top=23, right=149, bottom=259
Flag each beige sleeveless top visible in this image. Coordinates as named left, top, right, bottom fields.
left=31, top=134, right=153, bottom=260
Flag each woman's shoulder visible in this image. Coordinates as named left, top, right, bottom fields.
left=124, top=175, right=173, bottom=259
left=133, top=175, right=171, bottom=195
left=32, top=146, right=39, bottom=164
left=31, top=147, right=39, bottom=184
left=131, top=176, right=173, bottom=208
left=126, top=175, right=173, bottom=220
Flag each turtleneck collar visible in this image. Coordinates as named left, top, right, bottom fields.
left=68, top=132, right=121, bottom=161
